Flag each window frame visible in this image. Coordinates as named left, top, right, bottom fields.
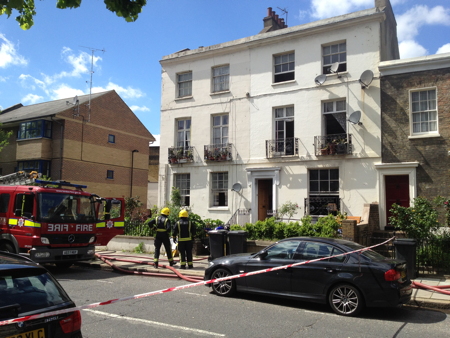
left=212, top=114, right=229, bottom=146
left=17, top=160, right=50, bottom=177
left=174, top=173, right=191, bottom=207
left=211, top=172, right=228, bottom=207
left=177, top=71, right=193, bottom=98
left=176, top=118, right=191, bottom=149
left=273, top=52, right=295, bottom=83
left=17, top=120, right=52, bottom=140
left=211, top=65, right=230, bottom=93
left=322, top=99, right=347, bottom=135
left=108, top=134, right=115, bottom=143
left=409, top=88, right=438, bottom=137
left=322, top=41, right=347, bottom=74
left=106, top=170, right=114, bottom=180
left=309, top=169, right=339, bottom=195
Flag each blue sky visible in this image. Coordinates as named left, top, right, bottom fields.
left=1, top=0, right=449, bottom=145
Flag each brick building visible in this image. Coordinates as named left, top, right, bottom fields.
left=378, top=53, right=450, bottom=228
left=0, top=90, right=154, bottom=201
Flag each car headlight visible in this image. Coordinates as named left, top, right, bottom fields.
left=89, top=236, right=96, bottom=243
left=41, top=237, right=50, bottom=244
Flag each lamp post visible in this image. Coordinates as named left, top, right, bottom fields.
left=130, top=149, right=139, bottom=197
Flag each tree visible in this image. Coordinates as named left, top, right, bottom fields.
left=0, top=123, right=13, bottom=153
left=0, top=0, right=147, bottom=30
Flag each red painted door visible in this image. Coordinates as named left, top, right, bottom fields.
left=385, top=175, right=410, bottom=226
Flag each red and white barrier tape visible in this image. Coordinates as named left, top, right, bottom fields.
left=0, top=236, right=394, bottom=326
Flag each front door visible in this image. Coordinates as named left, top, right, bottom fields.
left=258, top=179, right=272, bottom=221
left=385, top=175, right=410, bottom=226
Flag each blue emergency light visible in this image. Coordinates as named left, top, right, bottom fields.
left=34, top=179, right=88, bottom=189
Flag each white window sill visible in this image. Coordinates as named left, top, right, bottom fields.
left=175, top=96, right=193, bottom=101
left=408, top=133, right=441, bottom=139
left=208, top=207, right=229, bottom=211
left=210, top=90, right=230, bottom=96
left=272, top=80, right=296, bottom=86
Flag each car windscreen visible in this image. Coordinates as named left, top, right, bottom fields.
left=342, top=242, right=389, bottom=261
left=38, top=192, right=96, bottom=223
left=0, top=268, right=72, bottom=318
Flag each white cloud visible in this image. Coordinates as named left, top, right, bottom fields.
left=0, top=34, right=27, bottom=68
left=22, top=93, right=44, bottom=105
left=130, top=105, right=150, bottom=112
left=50, top=84, right=85, bottom=100
left=399, top=40, right=428, bottom=59
left=397, top=5, right=450, bottom=42
left=19, top=74, right=47, bottom=92
left=436, top=43, right=450, bottom=54
left=150, top=134, right=160, bottom=147
left=91, top=82, right=144, bottom=99
left=309, top=0, right=372, bottom=19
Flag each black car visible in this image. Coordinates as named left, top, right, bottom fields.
left=0, top=251, right=82, bottom=337
left=204, top=237, right=412, bottom=316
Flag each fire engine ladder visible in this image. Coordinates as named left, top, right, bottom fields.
left=0, top=171, right=40, bottom=185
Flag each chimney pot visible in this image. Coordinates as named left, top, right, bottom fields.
left=267, top=7, right=272, bottom=16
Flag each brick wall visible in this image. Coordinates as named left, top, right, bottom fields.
left=381, top=67, right=450, bottom=198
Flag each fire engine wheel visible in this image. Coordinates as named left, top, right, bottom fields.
left=0, top=241, right=16, bottom=253
left=55, top=262, right=73, bottom=269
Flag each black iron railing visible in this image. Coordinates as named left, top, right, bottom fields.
left=168, top=146, right=194, bottom=164
left=266, top=137, right=299, bottom=158
left=304, top=196, right=341, bottom=216
left=204, top=143, right=232, bottom=162
left=314, top=134, right=352, bottom=156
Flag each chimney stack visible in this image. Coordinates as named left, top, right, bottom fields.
left=260, top=7, right=287, bottom=33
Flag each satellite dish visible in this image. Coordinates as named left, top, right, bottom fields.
left=329, top=62, right=340, bottom=74
left=73, top=95, right=79, bottom=105
left=314, top=74, right=327, bottom=86
left=231, top=183, right=242, bottom=192
left=359, top=70, right=374, bottom=88
left=348, top=111, right=362, bottom=126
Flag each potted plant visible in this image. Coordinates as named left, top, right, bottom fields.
left=336, top=138, right=348, bottom=154
left=320, top=145, right=329, bottom=155
left=329, top=140, right=337, bottom=155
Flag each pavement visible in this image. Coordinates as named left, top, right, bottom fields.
left=74, top=247, right=450, bottom=310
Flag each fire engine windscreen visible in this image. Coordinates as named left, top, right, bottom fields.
left=38, top=193, right=96, bottom=223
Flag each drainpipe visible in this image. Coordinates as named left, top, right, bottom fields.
left=130, top=150, right=139, bottom=197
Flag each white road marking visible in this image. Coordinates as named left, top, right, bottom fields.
left=95, top=280, right=113, bottom=284
left=84, top=309, right=225, bottom=336
left=184, top=292, right=207, bottom=297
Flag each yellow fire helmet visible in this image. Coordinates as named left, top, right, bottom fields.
left=161, top=207, right=170, bottom=216
left=179, top=209, right=189, bottom=218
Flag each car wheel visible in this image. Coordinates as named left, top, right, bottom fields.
left=55, top=262, right=73, bottom=269
left=211, top=268, right=236, bottom=297
left=328, top=284, right=364, bottom=317
left=0, top=241, right=16, bottom=253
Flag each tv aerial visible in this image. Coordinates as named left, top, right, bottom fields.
left=277, top=7, right=288, bottom=26
left=348, top=111, right=362, bottom=126
left=359, top=70, right=374, bottom=89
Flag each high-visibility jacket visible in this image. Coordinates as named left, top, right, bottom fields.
left=173, top=218, right=195, bottom=242
left=147, top=215, right=171, bottom=237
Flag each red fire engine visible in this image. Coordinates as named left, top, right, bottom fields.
left=0, top=172, right=124, bottom=268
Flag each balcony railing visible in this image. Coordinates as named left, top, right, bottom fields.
left=204, top=143, right=232, bottom=162
left=314, top=134, right=352, bottom=156
left=168, top=146, right=194, bottom=164
left=266, top=137, right=299, bottom=158
left=304, top=196, right=341, bottom=216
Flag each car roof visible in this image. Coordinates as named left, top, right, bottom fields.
left=280, top=237, right=360, bottom=247
left=0, top=251, right=43, bottom=272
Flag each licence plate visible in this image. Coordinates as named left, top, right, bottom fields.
left=7, top=328, right=45, bottom=338
left=63, top=250, right=78, bottom=255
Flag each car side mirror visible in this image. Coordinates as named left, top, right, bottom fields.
left=258, top=250, right=268, bottom=259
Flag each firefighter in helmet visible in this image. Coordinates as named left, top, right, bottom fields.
left=172, top=209, right=196, bottom=269
left=146, top=207, right=176, bottom=268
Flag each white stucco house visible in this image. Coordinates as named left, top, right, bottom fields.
left=158, top=0, right=399, bottom=228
